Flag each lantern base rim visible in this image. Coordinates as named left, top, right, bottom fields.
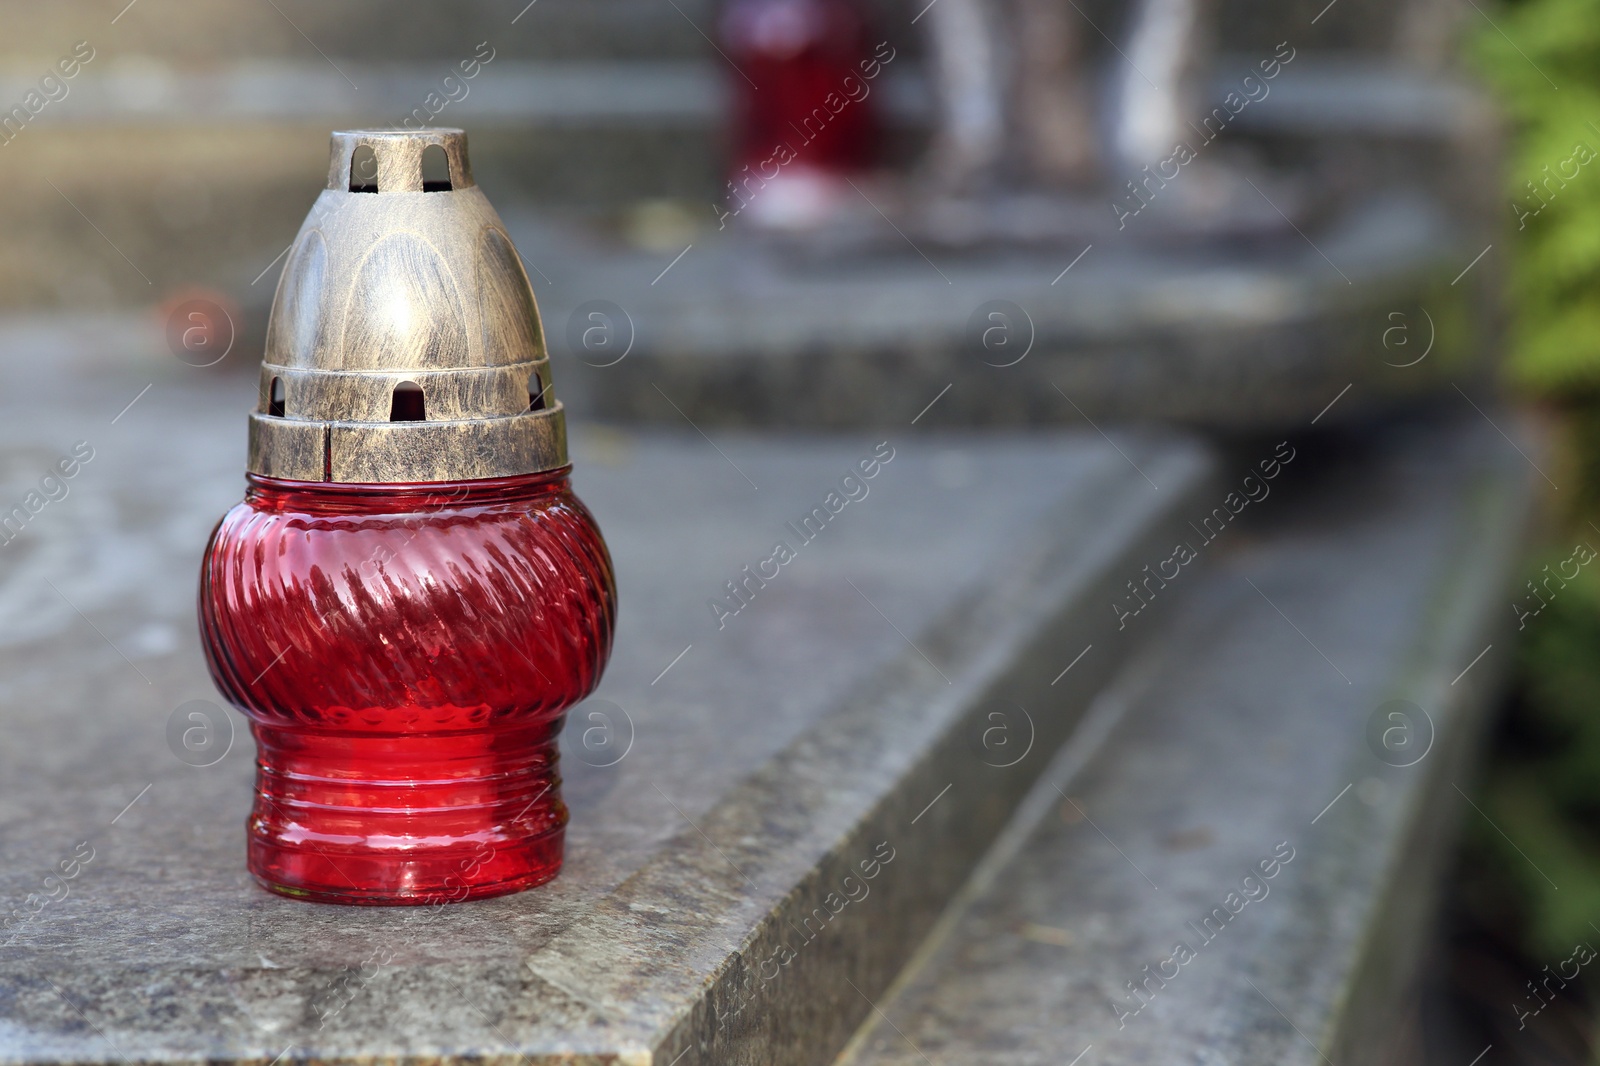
left=246, top=826, right=565, bottom=907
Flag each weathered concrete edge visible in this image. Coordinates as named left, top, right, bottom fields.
left=514, top=439, right=1225, bottom=1064
left=1319, top=445, right=1541, bottom=1062
left=824, top=549, right=1214, bottom=1066
left=825, top=422, right=1542, bottom=1065
left=564, top=259, right=1491, bottom=433
left=647, top=442, right=1227, bottom=1066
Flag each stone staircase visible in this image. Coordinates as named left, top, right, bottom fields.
left=0, top=332, right=1539, bottom=1063
left=0, top=0, right=1478, bottom=315
left=0, top=2, right=1529, bottom=1057
left=0, top=0, right=722, bottom=309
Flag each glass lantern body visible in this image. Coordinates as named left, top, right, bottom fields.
left=723, top=0, right=878, bottom=175
left=198, top=470, right=615, bottom=905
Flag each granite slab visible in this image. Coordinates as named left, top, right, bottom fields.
left=837, top=413, right=1538, bottom=1065
left=522, top=191, right=1495, bottom=434
left=0, top=361, right=1219, bottom=1065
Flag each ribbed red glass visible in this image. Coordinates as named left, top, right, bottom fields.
left=198, top=470, right=615, bottom=905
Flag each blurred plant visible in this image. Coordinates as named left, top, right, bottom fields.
left=1475, top=0, right=1600, bottom=406
left=1462, top=4, right=1600, bottom=1050
left=1480, top=552, right=1600, bottom=956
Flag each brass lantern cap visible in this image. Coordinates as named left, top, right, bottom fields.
left=248, top=128, right=566, bottom=484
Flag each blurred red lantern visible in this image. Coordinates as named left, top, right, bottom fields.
left=721, top=0, right=881, bottom=228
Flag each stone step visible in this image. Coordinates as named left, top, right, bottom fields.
left=0, top=54, right=1480, bottom=131
left=0, top=0, right=712, bottom=65
left=0, top=123, right=722, bottom=310
left=836, top=412, right=1537, bottom=1065
left=0, top=54, right=1493, bottom=297
left=0, top=45, right=1495, bottom=435
left=528, top=189, right=1497, bottom=433
left=0, top=1, right=729, bottom=315
left=0, top=0, right=1454, bottom=72
left=0, top=338, right=1221, bottom=1065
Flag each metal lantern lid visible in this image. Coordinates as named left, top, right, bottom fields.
left=248, top=128, right=565, bottom=484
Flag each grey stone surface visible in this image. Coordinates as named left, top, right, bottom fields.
left=0, top=349, right=1219, bottom=1065
left=1221, top=61, right=1490, bottom=138
left=0, top=0, right=720, bottom=64
left=837, top=414, right=1537, bottom=1065
left=530, top=191, right=1494, bottom=433
left=0, top=54, right=1482, bottom=137
left=0, top=0, right=1493, bottom=321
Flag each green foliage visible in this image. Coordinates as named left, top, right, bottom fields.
left=1467, top=0, right=1600, bottom=976
left=1473, top=0, right=1600, bottom=394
